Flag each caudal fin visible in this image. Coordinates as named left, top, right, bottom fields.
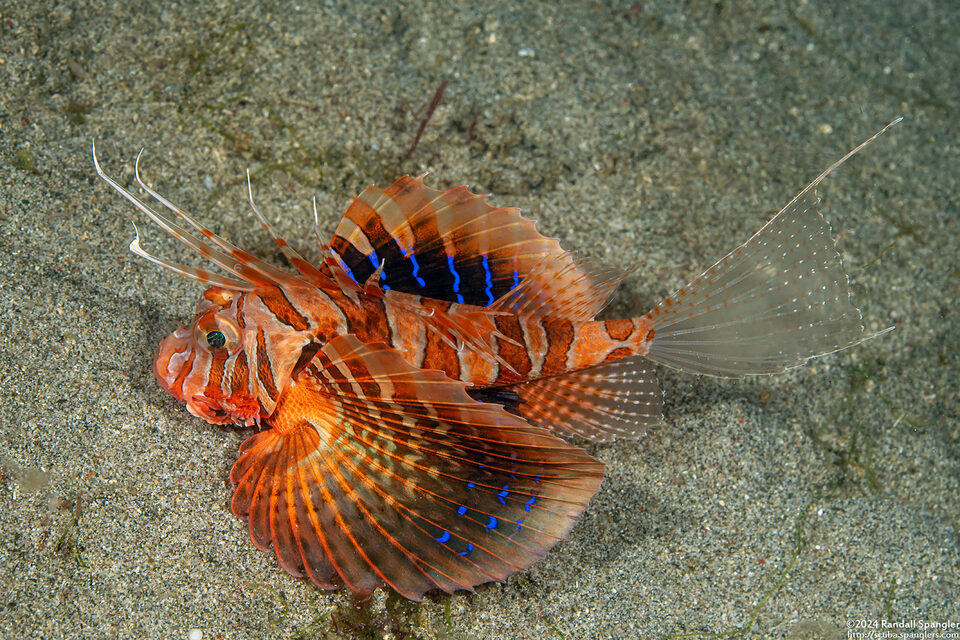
left=644, top=120, right=900, bottom=377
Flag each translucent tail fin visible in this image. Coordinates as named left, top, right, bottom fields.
left=644, top=119, right=900, bottom=377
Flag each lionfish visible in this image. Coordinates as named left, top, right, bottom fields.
left=93, top=120, right=897, bottom=601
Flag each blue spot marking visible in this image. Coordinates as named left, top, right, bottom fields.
left=486, top=516, right=498, bottom=530
left=447, top=255, right=464, bottom=304
left=512, top=269, right=519, bottom=290
left=369, top=253, right=379, bottom=269
left=467, top=482, right=475, bottom=488
left=459, top=543, right=474, bottom=557
left=457, top=505, right=467, bottom=516
left=436, top=530, right=451, bottom=544
left=482, top=255, right=494, bottom=305
left=516, top=520, right=523, bottom=530
left=524, top=496, right=536, bottom=512
left=408, top=253, right=426, bottom=287
left=498, top=486, right=509, bottom=505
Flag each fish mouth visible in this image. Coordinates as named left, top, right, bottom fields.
left=186, top=395, right=234, bottom=425
left=188, top=394, right=261, bottom=427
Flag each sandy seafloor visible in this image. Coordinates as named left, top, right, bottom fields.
left=0, top=0, right=957, bottom=638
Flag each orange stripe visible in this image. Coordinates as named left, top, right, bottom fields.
left=256, top=328, right=279, bottom=400
left=422, top=330, right=461, bottom=381
left=350, top=198, right=391, bottom=248
left=235, top=293, right=246, bottom=329
left=494, top=315, right=530, bottom=381
left=604, top=318, right=634, bottom=341
left=259, top=286, right=310, bottom=330
left=540, top=319, right=574, bottom=377
left=230, top=350, right=249, bottom=395
left=603, top=346, right=634, bottom=362
left=205, top=350, right=228, bottom=398
left=170, top=350, right=196, bottom=397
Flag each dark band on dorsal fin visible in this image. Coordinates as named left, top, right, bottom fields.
left=329, top=175, right=597, bottom=308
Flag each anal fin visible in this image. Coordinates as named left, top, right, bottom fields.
left=514, top=356, right=663, bottom=442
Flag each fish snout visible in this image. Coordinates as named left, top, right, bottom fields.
left=154, top=326, right=197, bottom=404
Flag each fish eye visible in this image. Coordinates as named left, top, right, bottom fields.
left=206, top=330, right=227, bottom=349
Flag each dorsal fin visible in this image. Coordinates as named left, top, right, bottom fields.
left=490, top=254, right=634, bottom=321
left=329, top=175, right=596, bottom=307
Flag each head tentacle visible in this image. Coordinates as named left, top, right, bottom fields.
left=312, top=197, right=325, bottom=247
left=128, top=222, right=256, bottom=291
left=93, top=141, right=276, bottom=288
left=244, top=170, right=334, bottom=288
left=132, top=150, right=303, bottom=288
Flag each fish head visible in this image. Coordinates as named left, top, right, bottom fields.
left=154, top=287, right=262, bottom=426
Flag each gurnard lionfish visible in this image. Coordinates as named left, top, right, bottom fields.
left=93, top=120, right=897, bottom=600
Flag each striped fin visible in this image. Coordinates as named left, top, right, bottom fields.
left=230, top=335, right=604, bottom=600
left=513, top=357, right=663, bottom=441
left=329, top=175, right=600, bottom=307
left=644, top=120, right=901, bottom=377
